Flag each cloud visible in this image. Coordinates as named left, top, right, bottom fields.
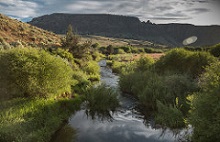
left=0, top=0, right=219, bottom=25
left=0, top=0, right=38, bottom=18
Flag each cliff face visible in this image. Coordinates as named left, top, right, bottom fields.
left=29, top=13, right=220, bottom=47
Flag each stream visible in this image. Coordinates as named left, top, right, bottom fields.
left=54, top=60, right=189, bottom=142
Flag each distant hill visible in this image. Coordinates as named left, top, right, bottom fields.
left=29, top=13, right=220, bottom=47
left=0, top=13, right=60, bottom=45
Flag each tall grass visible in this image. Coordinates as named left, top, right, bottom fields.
left=0, top=97, right=82, bottom=142
left=83, top=85, right=119, bottom=120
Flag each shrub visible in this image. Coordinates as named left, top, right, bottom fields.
left=0, top=36, right=11, bottom=49
left=209, top=43, right=220, bottom=57
left=112, top=61, right=126, bottom=74
left=120, top=69, right=197, bottom=113
left=155, top=48, right=217, bottom=77
left=106, top=45, right=114, bottom=54
left=91, top=43, right=100, bottom=48
left=0, top=48, right=73, bottom=99
left=120, top=46, right=131, bottom=53
left=155, top=101, right=185, bottom=129
left=83, top=61, right=100, bottom=76
left=190, top=62, right=220, bottom=142
left=72, top=70, right=91, bottom=94
left=186, top=51, right=217, bottom=77
left=144, top=47, right=163, bottom=53
left=52, top=48, right=74, bottom=63
left=135, top=55, right=154, bottom=71
left=83, top=85, right=119, bottom=120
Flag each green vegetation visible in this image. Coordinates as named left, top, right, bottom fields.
left=83, top=85, right=119, bottom=120
left=0, top=48, right=74, bottom=99
left=0, top=25, right=116, bottom=142
left=209, top=43, right=220, bottom=57
left=189, top=62, right=220, bottom=142
left=155, top=48, right=217, bottom=77
left=119, top=48, right=218, bottom=131
left=1, top=17, right=220, bottom=142
left=0, top=97, right=81, bottom=142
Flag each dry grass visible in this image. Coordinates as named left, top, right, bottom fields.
left=80, top=35, right=166, bottom=48
left=0, top=14, right=60, bottom=45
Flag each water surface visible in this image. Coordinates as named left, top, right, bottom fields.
left=60, top=60, right=188, bottom=142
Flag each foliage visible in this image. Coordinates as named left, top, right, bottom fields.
left=135, top=55, right=154, bottom=71
left=190, top=61, right=220, bottom=142
left=155, top=48, right=217, bottom=77
left=91, top=43, right=100, bottom=48
left=144, top=47, right=163, bottom=53
left=61, top=24, right=80, bottom=49
left=112, top=61, right=126, bottom=74
left=209, top=43, right=220, bottom=57
left=0, top=97, right=82, bottom=142
left=120, top=46, right=131, bottom=53
left=0, top=48, right=74, bottom=99
left=83, top=85, right=119, bottom=120
left=51, top=48, right=74, bottom=63
left=155, top=101, right=185, bottom=129
left=119, top=65, right=197, bottom=128
left=106, top=45, right=114, bottom=54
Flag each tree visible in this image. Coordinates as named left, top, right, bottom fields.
left=106, top=45, right=114, bottom=55
left=61, top=24, right=80, bottom=50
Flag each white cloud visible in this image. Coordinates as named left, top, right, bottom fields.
left=0, top=0, right=38, bottom=18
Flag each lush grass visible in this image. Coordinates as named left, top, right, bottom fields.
left=0, top=97, right=82, bottom=142
left=83, top=85, right=120, bottom=120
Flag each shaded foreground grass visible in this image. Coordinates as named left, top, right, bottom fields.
left=0, top=97, right=82, bottom=142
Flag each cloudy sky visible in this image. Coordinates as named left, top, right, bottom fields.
left=0, top=0, right=219, bottom=25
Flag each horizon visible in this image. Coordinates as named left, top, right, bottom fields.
left=23, top=12, right=220, bottom=26
left=0, top=0, right=220, bottom=26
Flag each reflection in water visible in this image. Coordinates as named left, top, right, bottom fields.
left=58, top=60, right=189, bottom=142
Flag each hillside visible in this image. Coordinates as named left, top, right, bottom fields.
left=80, top=35, right=165, bottom=48
left=29, top=13, right=220, bottom=47
left=0, top=13, right=60, bottom=46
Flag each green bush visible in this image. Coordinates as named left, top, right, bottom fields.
left=120, top=69, right=197, bottom=113
left=155, top=101, right=185, bottom=129
left=52, top=48, right=74, bottom=63
left=83, top=61, right=100, bottom=76
left=156, top=48, right=217, bottom=77
left=135, top=55, right=154, bottom=71
left=91, top=43, right=100, bottom=48
left=83, top=85, right=119, bottom=120
left=71, top=70, right=91, bottom=94
left=120, top=46, right=131, bottom=53
left=209, top=43, right=220, bottom=57
left=190, top=61, right=220, bottom=142
left=144, top=47, right=163, bottom=53
left=112, top=61, right=126, bottom=74
left=0, top=48, right=73, bottom=99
